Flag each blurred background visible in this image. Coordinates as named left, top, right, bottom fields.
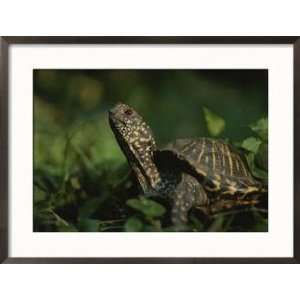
left=33, top=69, right=268, bottom=232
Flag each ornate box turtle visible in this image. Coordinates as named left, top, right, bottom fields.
left=109, top=103, right=267, bottom=225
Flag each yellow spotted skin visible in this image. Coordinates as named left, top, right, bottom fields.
left=109, top=103, right=267, bottom=227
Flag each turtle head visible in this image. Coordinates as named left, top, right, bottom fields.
left=109, top=103, right=160, bottom=193
left=108, top=102, right=156, bottom=150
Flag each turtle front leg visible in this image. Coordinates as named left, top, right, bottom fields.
left=170, top=174, right=208, bottom=226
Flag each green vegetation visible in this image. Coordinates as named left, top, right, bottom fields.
left=34, top=70, right=268, bottom=232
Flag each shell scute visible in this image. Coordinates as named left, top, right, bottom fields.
left=162, top=137, right=262, bottom=197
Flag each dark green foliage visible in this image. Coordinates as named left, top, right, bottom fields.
left=239, top=118, right=268, bottom=182
left=34, top=70, right=268, bottom=232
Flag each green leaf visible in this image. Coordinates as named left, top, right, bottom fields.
left=70, top=176, right=81, bottom=189
left=203, top=107, right=225, bottom=137
left=241, top=137, right=262, bottom=153
left=78, top=218, right=99, bottom=232
left=255, top=142, right=268, bottom=171
left=144, top=220, right=162, bottom=232
left=126, top=197, right=166, bottom=218
left=250, top=118, right=268, bottom=141
left=246, top=153, right=268, bottom=180
left=124, top=217, right=144, bottom=232
left=33, top=185, right=47, bottom=203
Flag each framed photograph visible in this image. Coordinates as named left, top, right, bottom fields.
left=0, top=36, right=299, bottom=263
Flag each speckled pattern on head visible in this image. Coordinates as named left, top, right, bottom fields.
left=109, top=103, right=266, bottom=226
left=109, top=103, right=161, bottom=194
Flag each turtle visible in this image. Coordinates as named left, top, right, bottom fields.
left=108, top=102, right=267, bottom=226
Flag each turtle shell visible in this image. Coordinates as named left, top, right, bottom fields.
left=160, top=138, right=263, bottom=198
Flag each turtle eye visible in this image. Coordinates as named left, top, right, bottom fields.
left=124, top=109, right=133, bottom=116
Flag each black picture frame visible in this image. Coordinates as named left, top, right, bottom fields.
left=0, top=36, right=299, bottom=264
